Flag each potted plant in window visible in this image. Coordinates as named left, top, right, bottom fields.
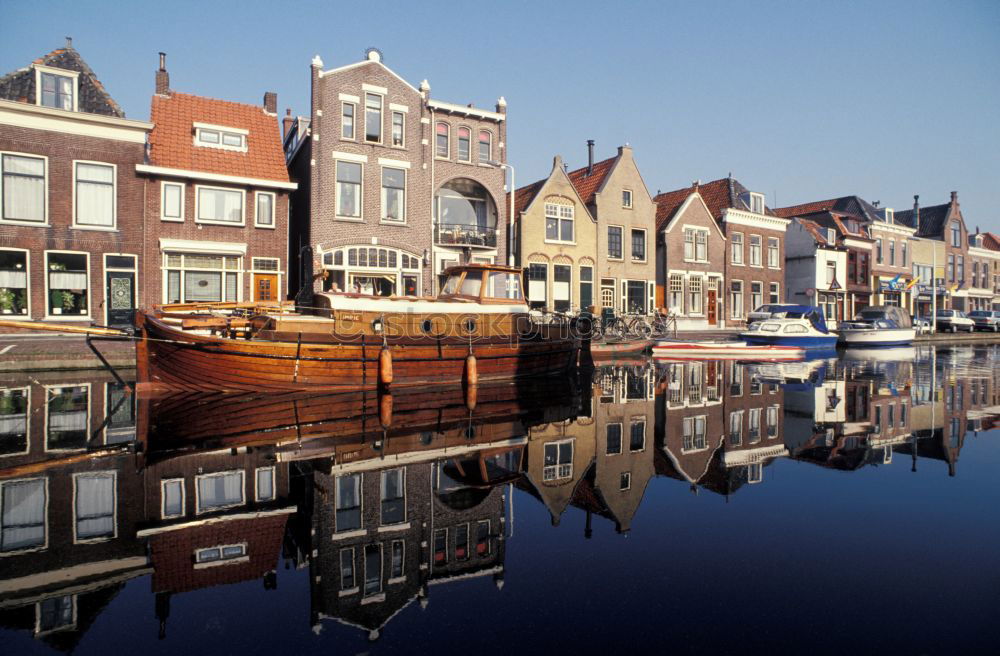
left=0, top=288, right=14, bottom=314
left=49, top=260, right=66, bottom=315
left=62, top=291, right=77, bottom=314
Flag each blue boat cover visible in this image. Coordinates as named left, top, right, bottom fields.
left=765, top=305, right=830, bottom=334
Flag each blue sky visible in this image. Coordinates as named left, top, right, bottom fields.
left=3, top=0, right=998, bottom=227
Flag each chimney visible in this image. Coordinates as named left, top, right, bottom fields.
left=586, top=140, right=594, bottom=176
left=155, top=52, right=170, bottom=96
left=913, top=194, right=920, bottom=233
left=282, top=108, right=294, bottom=140
left=65, top=36, right=73, bottom=49
left=951, top=191, right=958, bottom=204
left=263, top=92, right=277, bottom=115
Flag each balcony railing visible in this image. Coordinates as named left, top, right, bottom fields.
left=435, top=224, right=497, bottom=248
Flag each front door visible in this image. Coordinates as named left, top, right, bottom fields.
left=105, top=271, right=135, bottom=328
left=254, top=274, right=278, bottom=301
left=707, top=289, right=717, bottom=325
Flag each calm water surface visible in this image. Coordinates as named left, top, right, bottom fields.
left=1, top=344, right=998, bottom=654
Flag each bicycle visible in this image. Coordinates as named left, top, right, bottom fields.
left=603, top=312, right=652, bottom=340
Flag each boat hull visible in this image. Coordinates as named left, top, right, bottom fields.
left=136, top=311, right=579, bottom=392
left=740, top=334, right=839, bottom=349
left=652, top=340, right=804, bottom=361
left=837, top=327, right=915, bottom=346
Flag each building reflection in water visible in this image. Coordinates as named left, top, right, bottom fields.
left=1, top=347, right=998, bottom=647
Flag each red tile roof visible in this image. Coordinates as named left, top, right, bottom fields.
left=654, top=177, right=750, bottom=230
left=654, top=185, right=696, bottom=232
left=149, top=92, right=289, bottom=182
left=982, top=232, right=1000, bottom=251
left=513, top=180, right=545, bottom=218
left=566, top=156, right=617, bottom=205
left=773, top=199, right=838, bottom=218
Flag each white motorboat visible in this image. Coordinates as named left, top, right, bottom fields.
left=837, top=306, right=915, bottom=346
left=739, top=305, right=839, bottom=350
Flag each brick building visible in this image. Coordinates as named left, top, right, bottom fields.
left=654, top=183, right=728, bottom=329
left=0, top=42, right=151, bottom=329
left=287, top=49, right=508, bottom=299
left=896, top=192, right=969, bottom=311
left=136, top=54, right=295, bottom=307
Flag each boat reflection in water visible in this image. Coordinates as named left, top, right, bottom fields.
left=0, top=346, right=998, bottom=650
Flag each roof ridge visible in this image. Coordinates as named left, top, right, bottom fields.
left=160, top=90, right=267, bottom=111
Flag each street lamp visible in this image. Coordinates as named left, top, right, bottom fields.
left=489, top=160, right=515, bottom=266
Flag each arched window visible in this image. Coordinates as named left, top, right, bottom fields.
left=435, top=122, right=449, bottom=158
left=457, top=127, right=471, bottom=162
left=435, top=179, right=498, bottom=247
left=478, top=130, right=492, bottom=163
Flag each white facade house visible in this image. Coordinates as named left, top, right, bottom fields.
left=784, top=218, right=848, bottom=327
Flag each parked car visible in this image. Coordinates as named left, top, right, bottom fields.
left=968, top=310, right=1000, bottom=332
left=912, top=316, right=933, bottom=335
left=747, top=304, right=783, bottom=323
left=935, top=309, right=975, bottom=333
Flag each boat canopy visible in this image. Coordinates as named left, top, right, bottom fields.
left=765, top=305, right=831, bottom=333
left=853, top=305, right=912, bottom=328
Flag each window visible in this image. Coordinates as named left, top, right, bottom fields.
left=456, top=524, right=469, bottom=560
left=767, top=237, right=779, bottom=267
left=1, top=478, right=46, bottom=552
left=730, top=280, right=743, bottom=318
left=0, top=387, right=28, bottom=455
left=580, top=266, right=593, bottom=310
left=606, top=424, right=623, bottom=455
left=901, top=241, right=907, bottom=267
left=947, top=254, right=954, bottom=282
left=688, top=276, right=703, bottom=314
left=161, top=182, right=184, bottom=221
left=900, top=402, right=907, bottom=427
left=457, top=127, right=471, bottom=162
left=435, top=178, right=498, bottom=245
left=620, top=472, right=631, bottom=491
left=622, top=190, right=633, bottom=208
left=434, top=528, right=447, bottom=563
left=544, top=203, right=574, bottom=242
left=74, top=472, right=114, bottom=541
left=669, top=274, right=684, bottom=312
left=542, top=439, right=573, bottom=481
left=336, top=161, right=362, bottom=218
left=767, top=405, right=779, bottom=437
left=951, top=221, right=961, bottom=247
left=436, top=122, right=449, bottom=158
left=196, top=471, right=243, bottom=513
left=256, top=467, right=275, bottom=502
left=731, top=232, right=744, bottom=264
left=380, top=468, right=405, bottom=525
left=73, top=162, right=115, bottom=228
left=0, top=250, right=28, bottom=315
left=195, top=543, right=246, bottom=565
left=196, top=186, right=244, bottom=224
left=631, top=229, right=646, bottom=261
left=601, top=279, right=615, bottom=308
left=749, top=192, right=764, bottom=214
left=889, top=240, right=895, bottom=266
left=769, top=282, right=780, bottom=304
left=39, top=70, right=75, bottom=110
left=37, top=596, right=74, bottom=634
left=476, top=520, right=491, bottom=557
left=526, top=263, right=547, bottom=309
left=749, top=235, right=762, bottom=266
left=46, top=252, right=88, bottom=316
left=391, top=111, right=404, bottom=146
left=629, top=420, right=645, bottom=451
left=608, top=226, right=623, bottom=259
left=335, top=474, right=361, bottom=532
left=365, top=93, right=382, bottom=143
left=163, top=253, right=241, bottom=304
left=957, top=256, right=964, bottom=283
left=340, top=549, right=356, bottom=590
left=750, top=282, right=763, bottom=310
left=1, top=153, right=46, bottom=223
left=255, top=191, right=275, bottom=228
left=553, top=265, right=571, bottom=312
left=46, top=385, right=87, bottom=450
left=478, top=130, right=492, bottom=163
left=391, top=540, right=404, bottom=578
left=341, top=102, right=355, bottom=139
left=876, top=238, right=883, bottom=264
left=195, top=125, right=246, bottom=151
left=161, top=479, right=184, bottom=518
left=381, top=167, right=405, bottom=223
left=749, top=408, right=761, bottom=443
left=728, top=411, right=743, bottom=445
left=682, top=416, right=707, bottom=451
left=826, top=261, right=836, bottom=285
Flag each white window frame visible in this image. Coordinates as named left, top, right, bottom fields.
left=0, top=151, right=49, bottom=226
left=457, top=126, right=472, bottom=163
left=341, top=101, right=356, bottom=141
left=194, top=184, right=246, bottom=226
left=731, top=232, right=744, bottom=265
left=478, top=129, right=493, bottom=163
left=606, top=422, right=623, bottom=455
left=388, top=538, right=405, bottom=582
left=160, top=181, right=185, bottom=222
left=750, top=280, right=763, bottom=311
left=379, top=467, right=407, bottom=526
left=255, top=466, right=276, bottom=502
left=193, top=542, right=249, bottom=569
left=688, top=276, right=704, bottom=315
left=668, top=274, right=684, bottom=313
left=681, top=415, right=708, bottom=452
left=364, top=92, right=384, bottom=144
left=0, top=477, right=49, bottom=555
left=334, top=473, right=363, bottom=535
left=193, top=122, right=248, bottom=153
left=43, top=250, right=91, bottom=320
left=34, top=595, right=76, bottom=635
left=334, top=159, right=363, bottom=221
left=0, top=248, right=31, bottom=317
left=769, top=281, right=780, bottom=305
left=542, top=438, right=574, bottom=481
left=161, top=478, right=185, bottom=519
left=71, top=161, right=117, bottom=230
left=34, top=65, right=79, bottom=112
left=194, top=470, right=245, bottom=515
left=543, top=203, right=575, bottom=245
left=390, top=110, right=405, bottom=148
left=162, top=251, right=243, bottom=305
left=767, top=237, right=780, bottom=268
left=730, top=280, right=744, bottom=319
left=749, top=234, right=762, bottom=267
left=622, top=189, right=633, bottom=208
left=380, top=166, right=406, bottom=224
left=629, top=419, right=646, bottom=452
left=631, top=227, right=647, bottom=262
left=607, top=225, right=624, bottom=260
left=340, top=547, right=358, bottom=593
left=254, top=191, right=276, bottom=229
left=435, top=122, right=450, bottom=159
left=0, top=386, right=30, bottom=457
left=43, top=383, right=90, bottom=453
left=620, top=472, right=632, bottom=491
left=71, top=471, right=117, bottom=544
left=749, top=192, right=764, bottom=214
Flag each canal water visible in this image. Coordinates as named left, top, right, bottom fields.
left=0, top=344, right=997, bottom=654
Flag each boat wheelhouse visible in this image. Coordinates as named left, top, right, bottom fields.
left=740, top=305, right=838, bottom=349
left=837, top=305, right=916, bottom=346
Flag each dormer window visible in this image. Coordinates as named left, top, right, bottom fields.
left=826, top=228, right=836, bottom=245
left=35, top=66, right=79, bottom=111
left=749, top=193, right=764, bottom=215
left=884, top=208, right=894, bottom=224
left=193, top=123, right=248, bottom=153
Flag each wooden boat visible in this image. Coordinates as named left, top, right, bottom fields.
left=652, top=339, right=804, bottom=361
left=588, top=338, right=653, bottom=360
left=136, top=264, right=580, bottom=393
